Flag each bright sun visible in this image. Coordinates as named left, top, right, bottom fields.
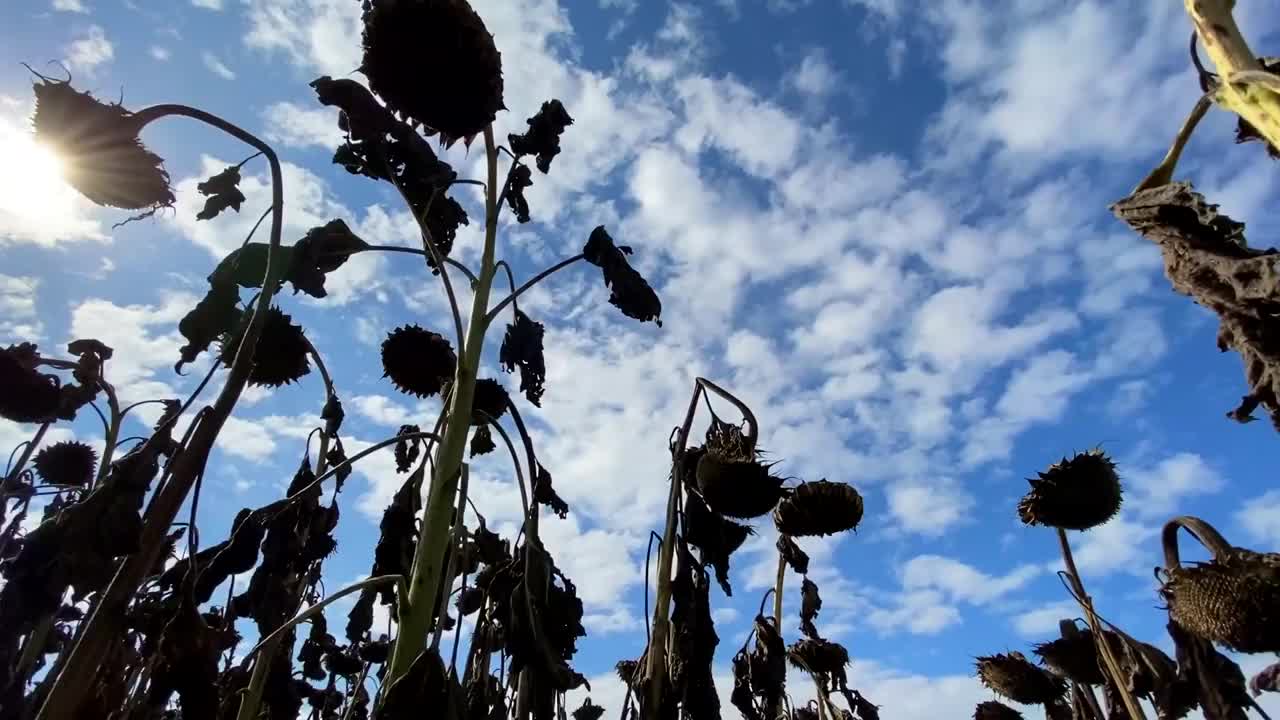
left=0, top=120, right=79, bottom=226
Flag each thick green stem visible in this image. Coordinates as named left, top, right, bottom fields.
left=384, top=126, right=501, bottom=689
left=37, top=104, right=285, bottom=720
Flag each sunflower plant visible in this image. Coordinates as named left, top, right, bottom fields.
left=1, top=1, right=668, bottom=718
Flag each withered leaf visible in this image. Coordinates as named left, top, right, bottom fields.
left=196, top=165, right=246, bottom=221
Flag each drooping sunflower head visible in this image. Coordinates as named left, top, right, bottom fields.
left=31, top=73, right=173, bottom=215
left=772, top=480, right=863, bottom=537
left=975, top=652, right=1066, bottom=705
left=218, top=307, right=312, bottom=388
left=0, top=343, right=62, bottom=423
left=380, top=324, right=456, bottom=398
left=33, top=441, right=98, bottom=487
left=360, top=0, right=504, bottom=143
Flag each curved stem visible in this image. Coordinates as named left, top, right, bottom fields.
left=5, top=423, right=49, bottom=483
left=698, top=377, right=759, bottom=447
left=484, top=254, right=585, bottom=326
left=379, top=153, right=466, bottom=352
left=1162, top=515, right=1234, bottom=568
left=37, top=103, right=286, bottom=720
left=1133, top=95, right=1212, bottom=193
left=485, top=418, right=530, bottom=518
left=94, top=381, right=122, bottom=487
left=356, top=245, right=479, bottom=286
left=494, top=260, right=519, bottom=317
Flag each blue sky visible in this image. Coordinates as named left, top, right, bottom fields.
left=2, top=0, right=1280, bottom=715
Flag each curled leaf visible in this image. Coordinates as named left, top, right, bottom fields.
left=499, top=309, right=546, bottom=406
left=195, top=165, right=246, bottom=221
left=583, top=225, right=662, bottom=325
left=287, top=219, right=370, bottom=298
left=505, top=163, right=533, bottom=223
left=508, top=99, right=574, bottom=173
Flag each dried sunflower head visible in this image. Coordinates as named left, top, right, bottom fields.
left=695, top=427, right=784, bottom=520
left=360, top=0, right=504, bottom=143
left=218, top=307, right=311, bottom=387
left=582, top=226, right=663, bottom=326
left=508, top=99, right=574, bottom=173
left=787, top=637, right=849, bottom=676
left=1018, top=449, right=1122, bottom=531
left=33, top=441, right=97, bottom=487
left=31, top=74, right=173, bottom=215
left=571, top=698, right=605, bottom=720
left=0, top=343, right=61, bottom=423
left=974, top=701, right=1024, bottom=720
left=499, top=309, right=546, bottom=406
left=471, top=378, right=510, bottom=423
left=1033, top=630, right=1110, bottom=686
left=773, top=480, right=863, bottom=537
left=1161, top=549, right=1280, bottom=653
left=976, top=652, right=1066, bottom=705
left=381, top=325, right=456, bottom=398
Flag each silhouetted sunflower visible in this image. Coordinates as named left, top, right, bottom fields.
left=0, top=343, right=62, bottom=423
left=1018, top=449, right=1122, bottom=531
left=360, top=0, right=504, bottom=143
left=773, top=480, right=863, bottom=537
left=33, top=441, right=97, bottom=487
left=31, top=73, right=173, bottom=214
left=976, top=653, right=1066, bottom=705
left=380, top=325, right=456, bottom=398
left=471, top=378, right=510, bottom=423
left=974, top=701, right=1024, bottom=720
left=219, top=307, right=311, bottom=387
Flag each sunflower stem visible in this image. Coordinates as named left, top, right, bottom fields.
left=1182, top=0, right=1280, bottom=152
left=92, top=382, right=123, bottom=488
left=645, top=381, right=705, bottom=716
left=37, top=104, right=285, bottom=720
left=5, top=422, right=49, bottom=483
left=773, top=550, right=786, bottom=627
left=1055, top=529, right=1146, bottom=720
left=484, top=254, right=586, bottom=326
left=383, top=126, right=502, bottom=696
left=1133, top=95, right=1211, bottom=193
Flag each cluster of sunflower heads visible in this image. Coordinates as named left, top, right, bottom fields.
left=0, top=340, right=111, bottom=424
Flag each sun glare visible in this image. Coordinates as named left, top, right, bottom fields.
left=0, top=121, right=79, bottom=227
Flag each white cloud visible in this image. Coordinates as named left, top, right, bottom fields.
left=150, top=46, right=171, bottom=61
left=1125, top=453, right=1225, bottom=519
left=67, top=294, right=193, bottom=405
left=886, top=477, right=974, bottom=537
left=785, top=49, right=840, bottom=97
left=64, top=26, right=114, bottom=73
left=963, top=350, right=1093, bottom=466
left=262, top=102, right=341, bottom=150
left=52, top=0, right=88, bottom=13
left=1069, top=513, right=1158, bottom=577
left=1011, top=600, right=1080, bottom=638
left=0, top=113, right=106, bottom=247
left=202, top=51, right=236, bottom=79
left=901, top=555, right=1040, bottom=605
left=1237, top=490, right=1280, bottom=548
left=192, top=0, right=223, bottom=9
left=350, top=394, right=417, bottom=427
left=0, top=275, right=43, bottom=342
